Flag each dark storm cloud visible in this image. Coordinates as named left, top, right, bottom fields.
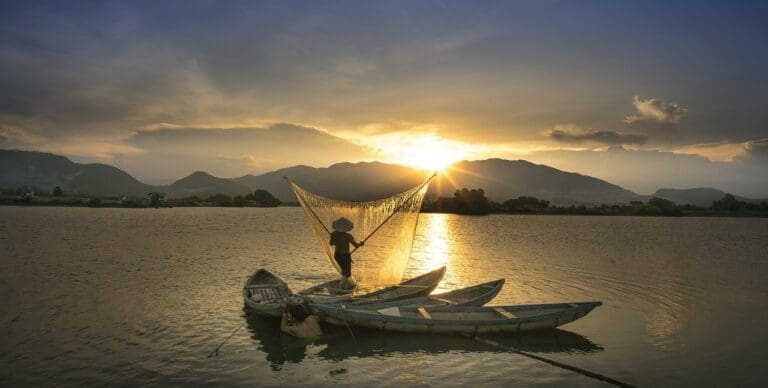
left=549, top=128, right=647, bottom=145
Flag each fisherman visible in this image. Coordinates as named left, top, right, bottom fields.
left=329, top=217, right=363, bottom=288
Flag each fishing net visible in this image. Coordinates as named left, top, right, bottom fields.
left=288, top=176, right=432, bottom=289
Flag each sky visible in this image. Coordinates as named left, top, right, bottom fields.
left=1, top=1, right=767, bottom=194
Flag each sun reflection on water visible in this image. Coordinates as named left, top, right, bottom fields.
left=410, top=213, right=453, bottom=293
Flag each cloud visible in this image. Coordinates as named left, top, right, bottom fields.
left=118, top=123, right=373, bottom=180
left=624, top=96, right=687, bottom=124
left=672, top=141, right=748, bottom=162
left=742, top=138, right=768, bottom=160
left=0, top=126, right=47, bottom=147
left=548, top=125, right=647, bottom=145
left=527, top=146, right=768, bottom=197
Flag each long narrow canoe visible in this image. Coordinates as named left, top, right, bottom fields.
left=343, top=266, right=447, bottom=305
left=339, top=279, right=505, bottom=311
left=313, top=301, right=602, bottom=334
left=301, top=266, right=447, bottom=304
left=242, top=269, right=293, bottom=317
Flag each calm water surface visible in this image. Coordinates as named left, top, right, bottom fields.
left=1, top=207, right=766, bottom=386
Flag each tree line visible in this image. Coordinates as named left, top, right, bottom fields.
left=421, top=189, right=768, bottom=216
left=0, top=187, right=281, bottom=208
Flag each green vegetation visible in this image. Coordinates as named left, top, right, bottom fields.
left=1, top=183, right=766, bottom=217
left=0, top=187, right=282, bottom=208
left=423, top=188, right=491, bottom=215
left=246, top=189, right=282, bottom=207
left=168, top=190, right=281, bottom=207
left=422, top=188, right=767, bottom=217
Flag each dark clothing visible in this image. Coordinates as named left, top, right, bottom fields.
left=329, top=231, right=360, bottom=253
left=334, top=252, right=352, bottom=277
left=330, top=231, right=360, bottom=278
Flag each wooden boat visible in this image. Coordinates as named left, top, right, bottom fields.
left=297, top=279, right=356, bottom=304
left=242, top=269, right=293, bottom=318
left=243, top=266, right=447, bottom=317
left=301, top=266, right=447, bottom=304
left=345, top=266, right=447, bottom=305
left=313, top=301, right=602, bottom=335
left=342, top=279, right=505, bottom=311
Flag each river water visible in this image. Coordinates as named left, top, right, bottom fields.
left=1, top=207, right=766, bottom=386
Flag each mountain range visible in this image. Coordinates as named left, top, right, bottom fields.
left=1, top=149, right=762, bottom=205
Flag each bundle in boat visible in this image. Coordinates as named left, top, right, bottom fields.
left=313, top=301, right=602, bottom=335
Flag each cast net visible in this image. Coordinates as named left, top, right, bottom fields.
left=288, top=175, right=433, bottom=289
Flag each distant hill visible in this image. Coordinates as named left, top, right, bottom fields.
left=653, top=188, right=759, bottom=207
left=0, top=149, right=153, bottom=196
left=429, top=159, right=643, bottom=204
left=167, top=171, right=251, bottom=198
left=12, top=149, right=756, bottom=205
left=234, top=158, right=642, bottom=204
left=233, top=162, right=427, bottom=202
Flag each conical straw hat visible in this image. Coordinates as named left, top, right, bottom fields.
left=332, top=217, right=354, bottom=232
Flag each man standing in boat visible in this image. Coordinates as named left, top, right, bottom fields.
left=330, top=217, right=363, bottom=288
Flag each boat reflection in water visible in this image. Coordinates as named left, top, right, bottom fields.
left=315, top=325, right=603, bottom=361
left=245, top=311, right=602, bottom=369
left=244, top=312, right=309, bottom=371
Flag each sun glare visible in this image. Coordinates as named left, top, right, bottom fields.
left=395, top=135, right=467, bottom=171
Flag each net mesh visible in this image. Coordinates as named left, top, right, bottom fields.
left=288, top=177, right=431, bottom=289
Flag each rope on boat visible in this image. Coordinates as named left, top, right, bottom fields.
left=208, top=321, right=246, bottom=358
left=467, top=335, right=636, bottom=388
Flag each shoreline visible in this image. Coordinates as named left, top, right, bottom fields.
left=2, top=203, right=766, bottom=218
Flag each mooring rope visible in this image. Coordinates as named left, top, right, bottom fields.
left=208, top=321, right=246, bottom=358
left=466, top=335, right=636, bottom=387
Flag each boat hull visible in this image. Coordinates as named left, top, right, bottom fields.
left=338, top=278, right=505, bottom=310
left=314, top=302, right=602, bottom=335
left=345, top=266, right=447, bottom=305
left=242, top=269, right=293, bottom=318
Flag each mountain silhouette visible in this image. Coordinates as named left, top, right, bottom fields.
left=0, top=149, right=153, bottom=196
left=6, top=148, right=757, bottom=205
left=167, top=171, right=251, bottom=198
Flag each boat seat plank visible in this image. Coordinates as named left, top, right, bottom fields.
left=417, top=306, right=432, bottom=319
left=494, top=307, right=516, bottom=319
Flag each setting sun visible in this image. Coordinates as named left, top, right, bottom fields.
left=374, top=134, right=468, bottom=171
